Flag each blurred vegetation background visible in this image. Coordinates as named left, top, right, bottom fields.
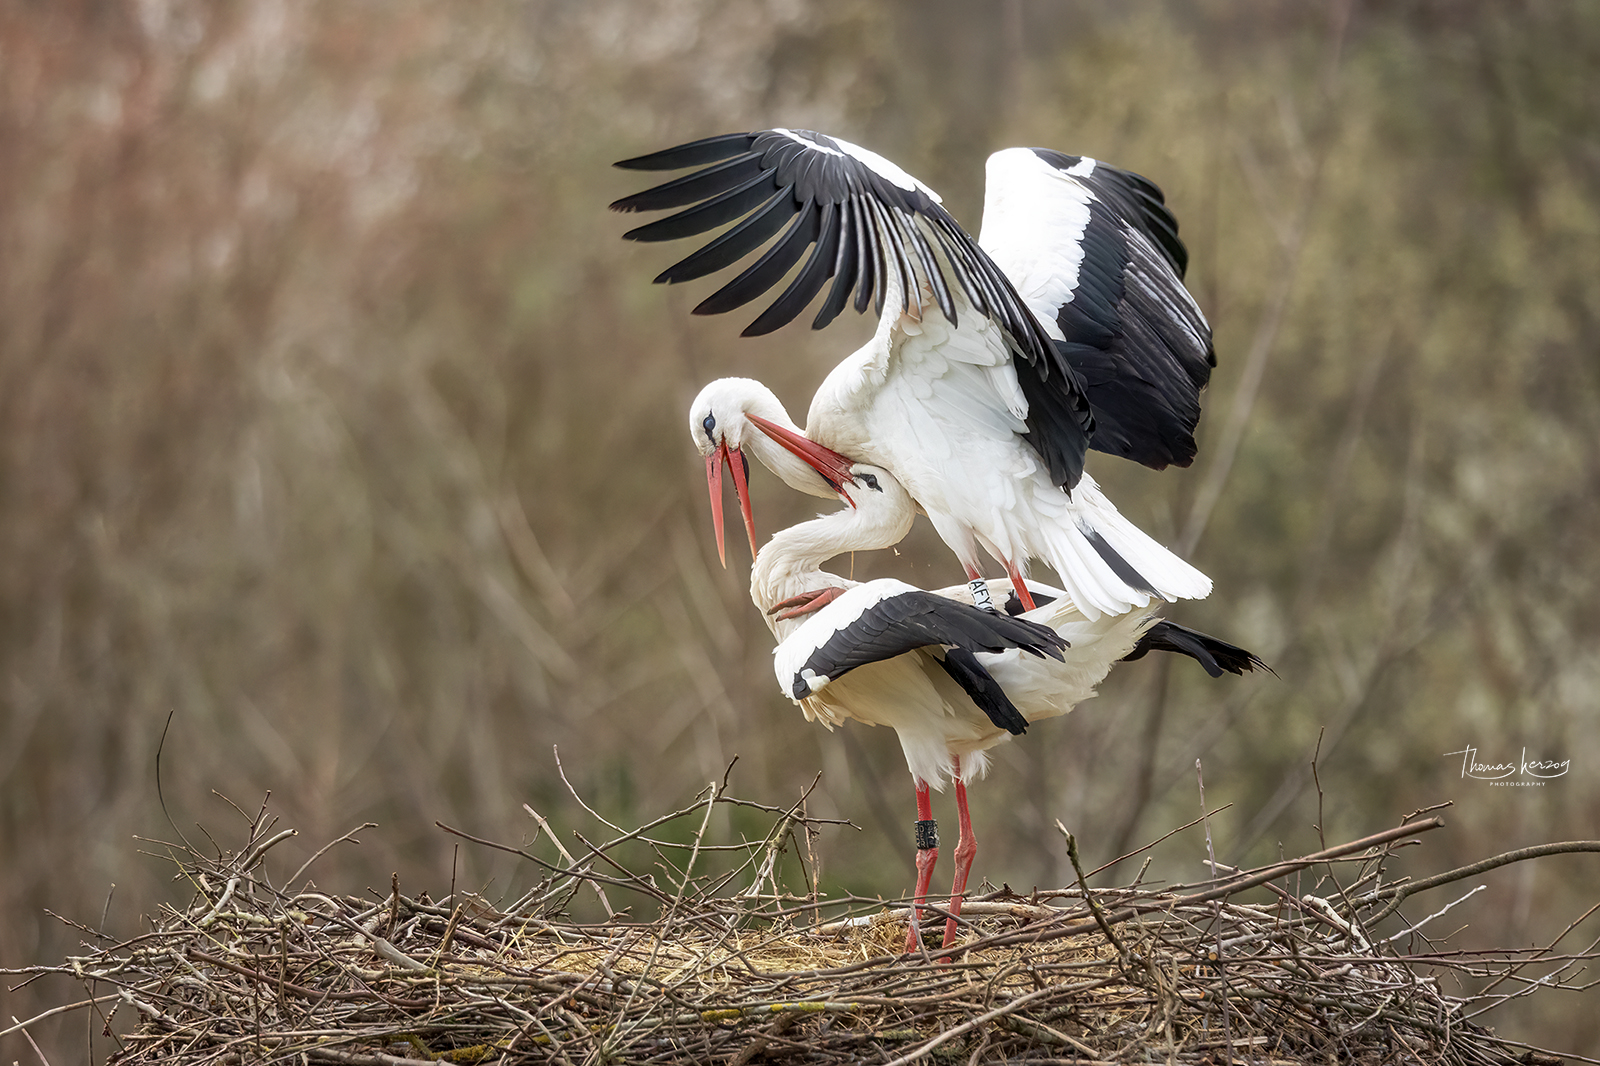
left=3, top=0, right=1599, bottom=1058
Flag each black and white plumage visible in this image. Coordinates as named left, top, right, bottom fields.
left=778, top=584, right=1066, bottom=724
left=745, top=434, right=1262, bottom=951
left=996, top=588, right=1268, bottom=678
left=618, top=129, right=1091, bottom=490
left=634, top=130, right=1215, bottom=619
left=745, top=440, right=1263, bottom=786
left=744, top=455, right=1147, bottom=790
left=980, top=148, right=1213, bottom=470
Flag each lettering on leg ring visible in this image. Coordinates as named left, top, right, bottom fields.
left=968, top=580, right=995, bottom=613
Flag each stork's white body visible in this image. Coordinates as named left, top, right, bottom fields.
left=803, top=269, right=1211, bottom=620
left=749, top=471, right=1151, bottom=790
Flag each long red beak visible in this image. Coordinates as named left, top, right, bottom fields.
left=745, top=414, right=856, bottom=502
left=705, top=441, right=758, bottom=567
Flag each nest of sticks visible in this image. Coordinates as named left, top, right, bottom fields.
left=10, top=776, right=1599, bottom=1066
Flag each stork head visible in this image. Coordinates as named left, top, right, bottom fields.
left=688, top=377, right=852, bottom=566
left=832, top=461, right=917, bottom=545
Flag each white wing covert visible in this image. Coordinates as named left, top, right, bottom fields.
left=980, top=148, right=1215, bottom=471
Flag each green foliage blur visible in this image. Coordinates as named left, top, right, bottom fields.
left=3, top=1, right=1598, bottom=1057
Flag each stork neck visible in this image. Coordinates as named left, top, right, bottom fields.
left=750, top=497, right=913, bottom=611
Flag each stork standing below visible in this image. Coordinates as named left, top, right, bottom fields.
left=746, top=419, right=1263, bottom=953
left=621, top=129, right=1215, bottom=619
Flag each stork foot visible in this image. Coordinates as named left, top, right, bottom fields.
left=769, top=586, right=847, bottom=620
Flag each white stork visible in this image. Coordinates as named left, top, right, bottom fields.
left=746, top=419, right=1263, bottom=953
left=619, top=129, right=1215, bottom=619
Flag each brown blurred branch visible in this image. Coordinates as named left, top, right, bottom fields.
left=1178, top=134, right=1324, bottom=557
left=1366, top=840, right=1600, bottom=926
left=1179, top=2, right=1353, bottom=556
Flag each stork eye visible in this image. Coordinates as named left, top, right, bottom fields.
left=702, top=414, right=716, bottom=439
left=861, top=473, right=881, bottom=491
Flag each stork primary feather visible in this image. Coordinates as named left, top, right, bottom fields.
left=624, top=129, right=1215, bottom=619
left=746, top=422, right=1264, bottom=953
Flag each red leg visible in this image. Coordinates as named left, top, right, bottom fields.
left=905, top=779, right=938, bottom=954
left=942, top=756, right=977, bottom=955
left=767, top=585, right=846, bottom=620
left=1003, top=558, right=1037, bottom=611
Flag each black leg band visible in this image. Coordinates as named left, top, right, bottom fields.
left=914, top=819, right=939, bottom=850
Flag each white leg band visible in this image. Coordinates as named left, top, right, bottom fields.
left=969, top=579, right=995, bottom=612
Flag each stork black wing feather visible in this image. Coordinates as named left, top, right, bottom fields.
left=745, top=201, right=840, bottom=336
left=613, top=133, right=755, bottom=171
left=1055, top=215, right=1212, bottom=468
left=1099, top=169, right=1189, bottom=277
left=812, top=200, right=861, bottom=329
left=1021, top=149, right=1213, bottom=472
left=789, top=589, right=1066, bottom=700
left=937, top=649, right=1028, bottom=735
left=853, top=194, right=883, bottom=315
left=653, top=188, right=795, bottom=284
left=1018, top=355, right=1095, bottom=490
left=876, top=201, right=921, bottom=318
left=926, top=228, right=979, bottom=315
left=696, top=199, right=820, bottom=317
left=621, top=171, right=776, bottom=242
left=1122, top=620, right=1270, bottom=677
left=1027, top=150, right=1189, bottom=276
left=788, top=149, right=835, bottom=204
left=609, top=153, right=765, bottom=213
left=903, top=223, right=955, bottom=324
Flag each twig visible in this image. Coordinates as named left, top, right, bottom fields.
left=553, top=745, right=625, bottom=834
left=969, top=817, right=1445, bottom=955
left=241, top=827, right=299, bottom=873
left=97, top=884, right=116, bottom=941
left=1086, top=805, right=1233, bottom=881
left=0, top=998, right=121, bottom=1040
left=9, top=1015, right=55, bottom=1066
left=1381, top=884, right=1487, bottom=944
left=524, top=803, right=615, bottom=918
left=880, top=985, right=1057, bottom=1066
left=286, top=823, right=378, bottom=888
left=1057, top=823, right=1127, bottom=965
left=1365, top=840, right=1600, bottom=924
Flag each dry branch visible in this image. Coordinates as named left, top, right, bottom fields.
left=6, top=791, right=1596, bottom=1066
